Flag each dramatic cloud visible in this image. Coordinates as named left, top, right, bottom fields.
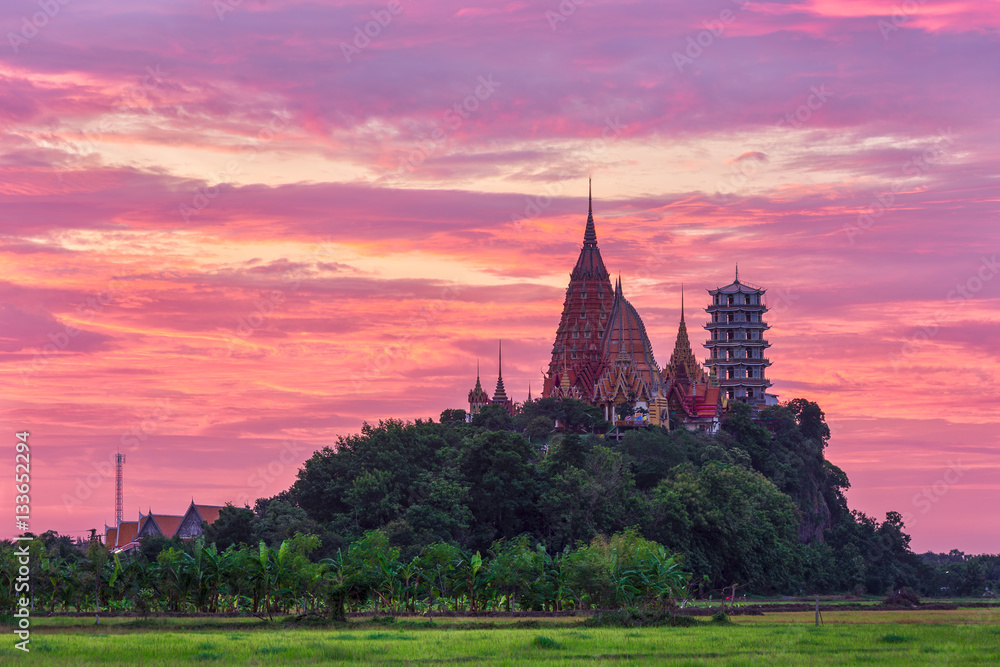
left=1, top=0, right=997, bottom=552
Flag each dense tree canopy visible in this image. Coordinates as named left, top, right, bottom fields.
left=278, top=398, right=933, bottom=595
left=5, top=398, right=990, bottom=617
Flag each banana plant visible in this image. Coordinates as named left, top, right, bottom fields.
left=319, top=549, right=350, bottom=621
left=375, top=552, right=403, bottom=612
left=191, top=540, right=222, bottom=612
left=396, top=557, right=423, bottom=613
left=451, top=550, right=485, bottom=611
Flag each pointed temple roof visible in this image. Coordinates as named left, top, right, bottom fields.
left=191, top=504, right=225, bottom=527
left=487, top=340, right=515, bottom=415
left=666, top=285, right=701, bottom=385
left=600, top=277, right=662, bottom=395
left=468, top=359, right=489, bottom=406
left=661, top=287, right=725, bottom=423
left=106, top=501, right=226, bottom=550
left=543, top=183, right=614, bottom=400
left=137, top=512, right=185, bottom=539
left=571, top=180, right=610, bottom=281
left=712, top=265, right=766, bottom=295
left=492, top=340, right=508, bottom=403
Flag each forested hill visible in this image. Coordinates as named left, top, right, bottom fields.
left=243, top=398, right=926, bottom=595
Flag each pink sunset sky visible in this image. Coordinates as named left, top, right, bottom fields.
left=1, top=0, right=998, bottom=553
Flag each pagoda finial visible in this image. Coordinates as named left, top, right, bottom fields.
left=473, top=359, right=484, bottom=391
left=680, top=283, right=685, bottom=323
left=735, top=263, right=739, bottom=283
left=583, top=178, right=597, bottom=246
left=498, top=340, right=502, bottom=380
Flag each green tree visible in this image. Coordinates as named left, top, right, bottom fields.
left=459, top=430, right=541, bottom=549
left=648, top=462, right=803, bottom=594
left=486, top=535, right=537, bottom=611
left=203, top=504, right=257, bottom=550
left=255, top=499, right=320, bottom=547
left=439, top=408, right=467, bottom=424
left=524, top=415, right=554, bottom=444
left=471, top=404, right=514, bottom=431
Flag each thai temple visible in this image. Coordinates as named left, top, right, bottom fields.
left=468, top=181, right=776, bottom=433
left=105, top=501, right=225, bottom=552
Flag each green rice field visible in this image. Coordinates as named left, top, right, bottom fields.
left=5, top=607, right=998, bottom=665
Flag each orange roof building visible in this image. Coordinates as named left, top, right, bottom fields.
left=136, top=511, right=185, bottom=540
left=661, top=290, right=728, bottom=431
left=106, top=500, right=227, bottom=550
left=104, top=519, right=140, bottom=552
left=177, top=501, right=226, bottom=540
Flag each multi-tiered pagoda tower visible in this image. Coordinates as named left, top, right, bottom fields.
left=541, top=179, right=614, bottom=401
left=703, top=268, right=773, bottom=406
left=490, top=340, right=514, bottom=415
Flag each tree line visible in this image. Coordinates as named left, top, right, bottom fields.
left=1, top=528, right=689, bottom=619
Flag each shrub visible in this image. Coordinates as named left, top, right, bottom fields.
left=883, top=587, right=920, bottom=607
left=532, top=636, right=562, bottom=649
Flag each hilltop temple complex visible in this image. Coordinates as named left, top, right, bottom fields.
left=468, top=183, right=776, bottom=433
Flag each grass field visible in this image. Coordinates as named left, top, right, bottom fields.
left=5, top=608, right=998, bottom=665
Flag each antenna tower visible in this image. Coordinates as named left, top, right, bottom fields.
left=115, top=451, right=126, bottom=525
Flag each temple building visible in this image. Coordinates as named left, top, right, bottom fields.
left=490, top=340, right=514, bottom=416
left=465, top=183, right=774, bottom=432
left=542, top=179, right=615, bottom=401
left=467, top=341, right=514, bottom=417
left=662, top=289, right=727, bottom=431
left=105, top=500, right=225, bottom=552
left=591, top=278, right=667, bottom=425
left=704, top=269, right=776, bottom=407
left=467, top=361, right=490, bottom=417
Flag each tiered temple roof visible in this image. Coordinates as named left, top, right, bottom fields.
left=542, top=180, right=614, bottom=401
left=490, top=340, right=514, bottom=415
left=704, top=267, right=774, bottom=407
left=662, top=288, right=726, bottom=429
left=467, top=361, right=490, bottom=416
left=664, top=287, right=703, bottom=386
left=597, top=278, right=663, bottom=398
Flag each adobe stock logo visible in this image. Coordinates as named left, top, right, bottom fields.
left=234, top=440, right=308, bottom=507
left=899, top=460, right=967, bottom=530
left=7, top=0, right=71, bottom=54
left=395, top=75, right=501, bottom=176
left=340, top=0, right=404, bottom=63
